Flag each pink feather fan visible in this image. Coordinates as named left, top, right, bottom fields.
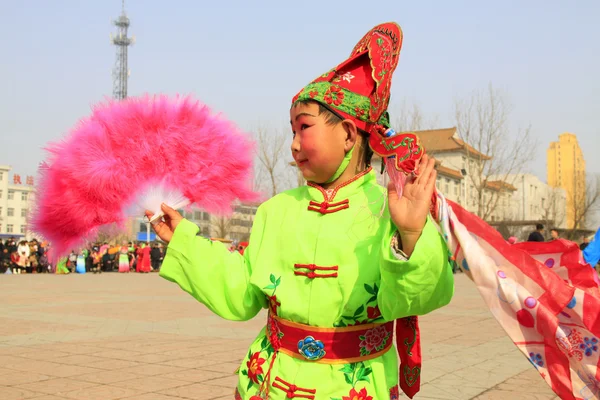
left=32, top=95, right=259, bottom=259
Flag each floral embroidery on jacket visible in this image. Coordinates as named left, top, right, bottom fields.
left=246, top=352, right=265, bottom=384
left=240, top=335, right=275, bottom=391
left=330, top=362, right=373, bottom=400
left=264, top=274, right=281, bottom=316
left=335, top=283, right=383, bottom=327
left=341, top=362, right=372, bottom=387
left=341, top=387, right=373, bottom=400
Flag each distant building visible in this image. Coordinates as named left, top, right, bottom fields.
left=180, top=209, right=213, bottom=237
left=498, top=173, right=567, bottom=229
left=130, top=203, right=258, bottom=244
left=0, top=165, right=36, bottom=240
left=415, top=127, right=516, bottom=222
left=547, top=133, right=586, bottom=229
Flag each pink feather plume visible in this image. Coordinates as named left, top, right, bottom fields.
left=31, top=95, right=260, bottom=259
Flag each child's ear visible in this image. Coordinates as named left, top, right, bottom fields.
left=341, top=119, right=358, bottom=152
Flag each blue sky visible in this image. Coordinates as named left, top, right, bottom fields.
left=1, top=0, right=598, bottom=182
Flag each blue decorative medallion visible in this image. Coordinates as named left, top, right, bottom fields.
left=298, top=335, right=326, bottom=361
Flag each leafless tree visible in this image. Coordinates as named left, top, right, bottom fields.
left=92, top=223, right=129, bottom=245
left=567, top=174, right=600, bottom=237
left=541, top=187, right=566, bottom=230
left=455, top=84, right=535, bottom=220
left=254, top=124, right=294, bottom=197
left=211, top=216, right=231, bottom=239
left=394, top=100, right=440, bottom=132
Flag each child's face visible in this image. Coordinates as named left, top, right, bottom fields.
left=290, top=102, right=348, bottom=183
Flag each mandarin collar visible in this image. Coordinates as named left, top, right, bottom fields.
left=306, top=167, right=375, bottom=202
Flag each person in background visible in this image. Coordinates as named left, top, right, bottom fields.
left=118, top=242, right=130, bottom=273
left=56, top=257, right=70, bottom=274
left=1, top=248, right=10, bottom=274
left=581, top=236, right=590, bottom=251
left=7, top=238, right=17, bottom=254
left=39, top=250, right=50, bottom=273
left=85, top=250, right=94, bottom=273
left=527, top=224, right=545, bottom=242
left=68, top=250, right=77, bottom=273
left=150, top=242, right=163, bottom=272
left=28, top=251, right=38, bottom=273
left=36, top=241, right=46, bottom=273
left=99, top=242, right=109, bottom=257
left=129, top=242, right=137, bottom=271
left=76, top=251, right=86, bottom=274
left=550, top=228, right=560, bottom=241
left=17, top=240, right=30, bottom=273
left=28, top=240, right=40, bottom=273
left=10, top=250, right=21, bottom=274
left=102, top=250, right=113, bottom=272
left=91, top=249, right=102, bottom=274
left=138, top=243, right=152, bottom=273
left=583, top=228, right=600, bottom=271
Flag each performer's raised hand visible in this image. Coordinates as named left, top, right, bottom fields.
left=387, top=154, right=437, bottom=256
left=145, top=203, right=183, bottom=243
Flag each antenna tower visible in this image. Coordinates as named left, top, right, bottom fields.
left=110, top=0, right=134, bottom=100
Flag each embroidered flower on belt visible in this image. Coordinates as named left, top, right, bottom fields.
left=359, top=324, right=391, bottom=356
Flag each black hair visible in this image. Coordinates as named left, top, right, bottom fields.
left=536, top=224, right=544, bottom=231
left=293, top=100, right=374, bottom=167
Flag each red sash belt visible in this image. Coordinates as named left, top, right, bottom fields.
left=268, top=315, right=394, bottom=364
left=266, top=314, right=422, bottom=399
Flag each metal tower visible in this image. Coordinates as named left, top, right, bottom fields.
left=110, top=0, right=134, bottom=100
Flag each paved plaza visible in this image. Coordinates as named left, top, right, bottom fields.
left=0, top=273, right=558, bottom=400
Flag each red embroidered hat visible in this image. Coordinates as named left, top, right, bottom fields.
left=292, top=22, right=402, bottom=135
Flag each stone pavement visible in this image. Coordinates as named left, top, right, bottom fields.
left=0, top=273, right=559, bottom=400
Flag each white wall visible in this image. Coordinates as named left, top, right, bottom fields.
left=0, top=166, right=10, bottom=235
left=0, top=166, right=36, bottom=238
left=498, top=174, right=567, bottom=228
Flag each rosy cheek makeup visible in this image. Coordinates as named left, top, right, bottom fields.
left=299, top=135, right=316, bottom=156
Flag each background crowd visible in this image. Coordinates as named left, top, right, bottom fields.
left=0, top=238, right=165, bottom=275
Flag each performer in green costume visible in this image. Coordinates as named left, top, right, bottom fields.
left=150, top=22, right=454, bottom=400
left=56, top=257, right=70, bottom=274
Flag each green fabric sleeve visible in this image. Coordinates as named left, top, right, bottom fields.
left=159, top=212, right=266, bottom=322
left=378, top=218, right=454, bottom=320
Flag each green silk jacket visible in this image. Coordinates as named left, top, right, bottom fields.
left=160, top=169, right=454, bottom=399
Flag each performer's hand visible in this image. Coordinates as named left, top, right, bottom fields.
left=388, top=154, right=436, bottom=257
left=145, top=203, right=183, bottom=243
